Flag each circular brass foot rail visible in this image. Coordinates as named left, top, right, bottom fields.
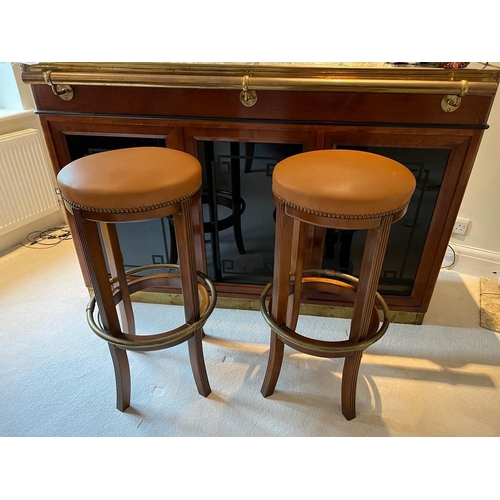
left=86, top=264, right=217, bottom=351
left=259, top=269, right=390, bottom=357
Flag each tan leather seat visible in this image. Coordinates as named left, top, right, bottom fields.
left=273, top=150, right=416, bottom=219
left=57, top=147, right=202, bottom=217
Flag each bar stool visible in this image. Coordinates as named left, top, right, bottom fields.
left=57, top=147, right=217, bottom=411
left=260, top=150, right=416, bottom=420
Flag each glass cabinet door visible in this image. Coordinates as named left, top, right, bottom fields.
left=182, top=126, right=317, bottom=285
left=319, top=126, right=474, bottom=301
left=196, top=140, right=303, bottom=284
left=321, top=144, right=449, bottom=296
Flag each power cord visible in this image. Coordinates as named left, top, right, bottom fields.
left=441, top=244, right=456, bottom=269
left=21, top=225, right=72, bottom=249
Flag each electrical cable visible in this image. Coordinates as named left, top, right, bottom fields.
left=20, top=225, right=72, bottom=249
left=441, top=244, right=456, bottom=269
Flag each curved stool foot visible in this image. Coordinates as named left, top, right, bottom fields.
left=260, top=332, right=285, bottom=397
left=109, top=344, right=131, bottom=412
left=188, top=331, right=211, bottom=397
left=341, top=352, right=363, bottom=421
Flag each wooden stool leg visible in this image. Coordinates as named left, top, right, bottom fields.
left=175, top=200, right=211, bottom=397
left=261, top=201, right=294, bottom=397
left=341, top=352, right=363, bottom=421
left=73, top=209, right=132, bottom=411
left=342, top=215, right=393, bottom=420
left=108, top=345, right=131, bottom=411
left=100, top=224, right=133, bottom=410
left=286, top=218, right=308, bottom=331
left=191, top=194, right=208, bottom=339
left=260, top=332, right=285, bottom=398
left=100, top=223, right=136, bottom=335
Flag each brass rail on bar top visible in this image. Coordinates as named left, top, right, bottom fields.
left=21, top=63, right=500, bottom=111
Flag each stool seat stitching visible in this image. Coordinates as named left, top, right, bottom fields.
left=274, top=193, right=410, bottom=220
left=62, top=184, right=202, bottom=214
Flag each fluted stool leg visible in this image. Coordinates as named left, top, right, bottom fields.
left=73, top=208, right=132, bottom=410
left=286, top=218, right=308, bottom=331
left=175, top=199, right=211, bottom=397
left=342, top=215, right=393, bottom=420
left=261, top=201, right=292, bottom=397
left=108, top=345, right=131, bottom=411
left=100, top=223, right=136, bottom=335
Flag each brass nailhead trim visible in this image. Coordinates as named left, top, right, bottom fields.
left=274, top=192, right=409, bottom=220
left=62, top=184, right=201, bottom=214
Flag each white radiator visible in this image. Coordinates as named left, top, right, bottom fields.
left=0, top=128, right=60, bottom=236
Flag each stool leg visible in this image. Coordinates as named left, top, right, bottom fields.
left=100, top=223, right=136, bottom=335
left=174, top=200, right=211, bottom=397
left=286, top=218, right=308, bottom=331
left=73, top=209, right=131, bottom=411
left=261, top=201, right=294, bottom=397
left=191, top=195, right=208, bottom=339
left=342, top=215, right=393, bottom=420
left=108, top=345, right=131, bottom=411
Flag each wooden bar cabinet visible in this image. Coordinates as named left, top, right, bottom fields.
left=21, top=62, right=500, bottom=324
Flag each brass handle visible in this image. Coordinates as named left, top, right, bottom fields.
left=239, top=75, right=258, bottom=107
left=43, top=71, right=74, bottom=101
left=441, top=80, right=469, bottom=113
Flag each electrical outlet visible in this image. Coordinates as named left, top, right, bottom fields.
left=453, top=217, right=470, bottom=235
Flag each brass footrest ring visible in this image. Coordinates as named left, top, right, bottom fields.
left=259, top=269, right=390, bottom=357
left=86, top=264, right=217, bottom=351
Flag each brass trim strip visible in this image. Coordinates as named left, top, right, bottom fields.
left=21, top=65, right=499, bottom=95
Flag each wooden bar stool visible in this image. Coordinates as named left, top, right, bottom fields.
left=57, top=147, right=217, bottom=411
left=260, top=150, right=416, bottom=420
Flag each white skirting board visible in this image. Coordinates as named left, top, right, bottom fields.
left=444, top=243, right=500, bottom=279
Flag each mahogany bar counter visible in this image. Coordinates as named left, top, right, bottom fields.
left=21, top=62, right=500, bottom=324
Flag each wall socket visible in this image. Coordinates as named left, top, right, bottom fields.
left=453, top=217, right=470, bottom=235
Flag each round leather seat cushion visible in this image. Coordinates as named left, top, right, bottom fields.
left=57, top=147, right=202, bottom=212
left=273, top=150, right=416, bottom=218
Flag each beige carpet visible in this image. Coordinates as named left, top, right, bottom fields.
left=480, top=276, right=500, bottom=333
left=1, top=236, right=499, bottom=436
left=1, top=236, right=498, bottom=496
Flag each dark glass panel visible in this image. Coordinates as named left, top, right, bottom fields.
left=197, top=141, right=303, bottom=284
left=322, top=145, right=449, bottom=296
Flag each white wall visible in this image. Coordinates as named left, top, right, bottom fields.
left=0, top=63, right=23, bottom=110
left=447, top=67, right=500, bottom=278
